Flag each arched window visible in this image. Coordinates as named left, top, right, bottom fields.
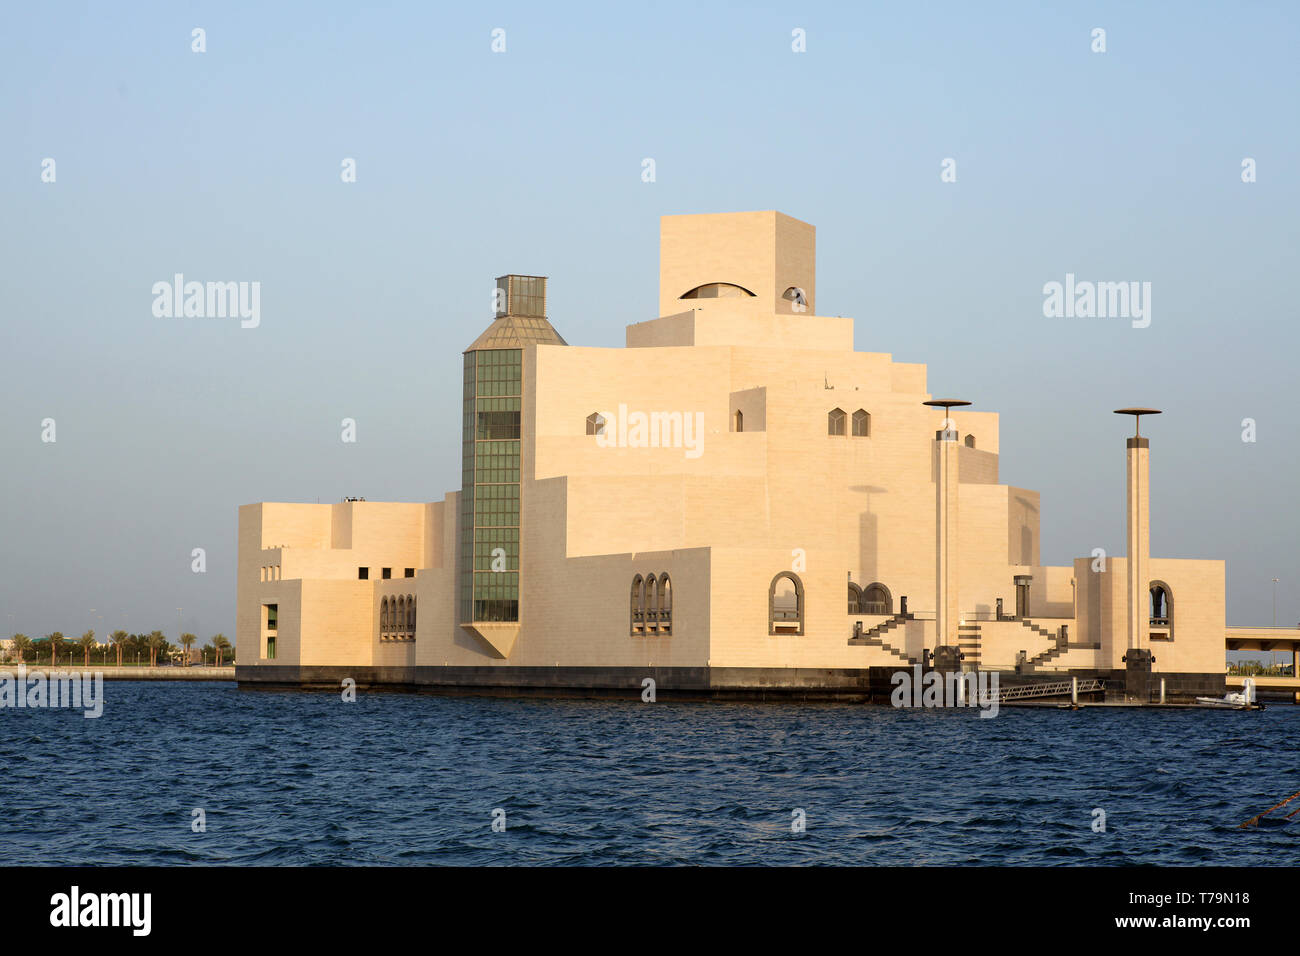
left=407, top=595, right=415, bottom=631
left=646, top=574, right=659, bottom=630
left=1149, top=582, right=1173, bottom=638
left=863, top=582, right=892, bottom=615
left=827, top=408, right=847, bottom=436
left=848, top=582, right=863, bottom=614
left=586, top=412, right=605, bottom=436
left=852, top=409, right=870, bottom=437
left=659, top=575, right=673, bottom=634
left=964, top=434, right=976, bottom=448
left=679, top=282, right=756, bottom=299
left=380, top=598, right=388, bottom=632
left=769, top=572, right=805, bottom=635
left=630, top=575, right=644, bottom=635
left=396, top=596, right=405, bottom=633
left=734, top=409, right=743, bottom=433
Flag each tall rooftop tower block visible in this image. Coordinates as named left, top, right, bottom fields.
left=658, top=210, right=815, bottom=317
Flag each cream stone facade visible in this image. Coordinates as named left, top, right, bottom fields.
left=236, top=211, right=1229, bottom=698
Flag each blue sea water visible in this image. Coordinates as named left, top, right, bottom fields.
left=0, top=681, right=1296, bottom=866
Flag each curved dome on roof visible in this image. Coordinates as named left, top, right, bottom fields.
left=679, top=282, right=756, bottom=300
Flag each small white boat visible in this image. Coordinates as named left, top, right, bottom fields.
left=1196, top=679, right=1256, bottom=709
left=1195, top=692, right=1249, bottom=708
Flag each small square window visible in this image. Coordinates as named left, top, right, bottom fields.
left=404, top=568, right=415, bottom=578
left=382, top=568, right=392, bottom=579
left=358, top=567, right=369, bottom=580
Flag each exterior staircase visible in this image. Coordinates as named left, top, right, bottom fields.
left=1020, top=620, right=1100, bottom=670
left=848, top=612, right=919, bottom=664
left=1024, top=619, right=1066, bottom=668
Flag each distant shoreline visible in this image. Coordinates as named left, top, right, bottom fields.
left=0, top=665, right=234, bottom=680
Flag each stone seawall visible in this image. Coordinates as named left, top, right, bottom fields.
left=0, top=666, right=235, bottom=680
left=235, top=664, right=1227, bottom=703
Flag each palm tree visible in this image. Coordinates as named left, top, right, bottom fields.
left=202, top=642, right=214, bottom=666
left=146, top=631, right=166, bottom=667
left=11, top=634, right=32, bottom=664
left=46, top=632, right=65, bottom=666
left=211, top=634, right=231, bottom=666
left=180, top=633, right=197, bottom=667
left=109, top=629, right=130, bottom=667
left=78, top=631, right=97, bottom=667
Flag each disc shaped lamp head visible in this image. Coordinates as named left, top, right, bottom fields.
left=1113, top=407, right=1162, bottom=437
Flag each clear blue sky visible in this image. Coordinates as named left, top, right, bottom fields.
left=2, top=1, right=1297, bottom=642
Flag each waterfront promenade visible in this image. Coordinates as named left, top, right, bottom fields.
left=0, top=665, right=234, bottom=680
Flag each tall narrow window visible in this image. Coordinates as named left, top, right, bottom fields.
left=381, top=598, right=389, bottom=632
left=407, top=596, right=416, bottom=632
left=1149, top=582, right=1173, bottom=639
left=852, top=409, right=870, bottom=437
left=659, top=575, right=673, bottom=634
left=264, top=603, right=278, bottom=660
left=630, top=575, right=645, bottom=635
left=828, top=408, right=847, bottom=436
left=646, top=575, right=659, bottom=630
left=769, top=572, right=804, bottom=635
left=734, top=409, right=744, bottom=432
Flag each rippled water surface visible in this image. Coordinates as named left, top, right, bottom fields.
left=1, top=681, right=1297, bottom=865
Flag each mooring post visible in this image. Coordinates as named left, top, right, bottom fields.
left=1071, top=676, right=1078, bottom=705
left=1160, top=677, right=1166, bottom=704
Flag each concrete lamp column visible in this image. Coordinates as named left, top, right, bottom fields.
left=924, top=399, right=970, bottom=659
left=1115, top=408, right=1161, bottom=699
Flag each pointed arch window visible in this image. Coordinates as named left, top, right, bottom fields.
left=828, top=408, right=847, bottom=436
left=852, top=409, right=870, bottom=437
left=586, top=412, right=606, bottom=436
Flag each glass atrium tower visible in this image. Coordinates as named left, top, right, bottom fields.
left=459, top=276, right=566, bottom=628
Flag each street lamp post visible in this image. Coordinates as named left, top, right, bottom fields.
left=1272, top=578, right=1279, bottom=670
